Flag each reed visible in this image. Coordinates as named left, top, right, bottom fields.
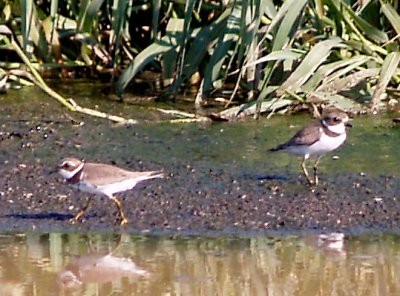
left=0, top=0, right=399, bottom=118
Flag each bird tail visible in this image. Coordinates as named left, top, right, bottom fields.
left=148, top=170, right=164, bottom=179
left=269, top=143, right=286, bottom=152
left=133, top=170, right=164, bottom=184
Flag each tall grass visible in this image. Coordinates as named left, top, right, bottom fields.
left=0, top=0, right=399, bottom=117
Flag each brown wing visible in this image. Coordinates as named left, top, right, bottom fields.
left=271, top=121, right=322, bottom=151
left=83, top=163, right=161, bottom=186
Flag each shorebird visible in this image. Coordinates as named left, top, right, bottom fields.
left=56, top=157, right=163, bottom=225
left=270, top=108, right=352, bottom=185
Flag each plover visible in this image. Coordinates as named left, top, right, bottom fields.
left=56, top=157, right=163, bottom=225
left=270, top=108, right=352, bottom=185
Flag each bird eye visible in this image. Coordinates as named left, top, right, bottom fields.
left=62, top=162, right=70, bottom=168
left=333, top=116, right=341, bottom=123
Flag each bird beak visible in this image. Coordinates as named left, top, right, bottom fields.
left=48, top=166, right=59, bottom=175
left=345, top=121, right=353, bottom=128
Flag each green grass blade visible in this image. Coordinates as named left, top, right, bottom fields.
left=308, top=92, right=363, bottom=111
left=49, top=0, right=58, bottom=45
left=327, top=0, right=388, bottom=44
left=151, top=0, right=161, bottom=40
left=202, top=4, right=242, bottom=93
left=243, top=49, right=302, bottom=69
left=317, top=68, right=379, bottom=94
left=163, top=18, right=185, bottom=87
left=302, top=55, right=371, bottom=92
left=116, top=19, right=184, bottom=96
left=175, top=0, right=196, bottom=76
left=371, top=52, right=400, bottom=110
left=77, top=0, right=90, bottom=32
left=258, top=0, right=308, bottom=90
left=116, top=38, right=175, bottom=96
left=380, top=1, right=400, bottom=35
left=277, top=38, right=343, bottom=96
left=170, top=9, right=231, bottom=92
left=20, top=0, right=32, bottom=53
left=269, top=0, right=308, bottom=50
left=20, top=0, right=49, bottom=60
left=75, top=0, right=104, bottom=34
left=110, top=0, right=127, bottom=63
left=264, top=0, right=277, bottom=19
left=219, top=94, right=290, bottom=119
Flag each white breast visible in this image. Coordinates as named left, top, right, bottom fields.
left=281, top=127, right=347, bottom=159
left=307, top=129, right=347, bottom=156
left=325, top=121, right=346, bottom=134
left=74, top=179, right=139, bottom=198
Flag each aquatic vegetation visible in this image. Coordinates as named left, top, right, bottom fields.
left=0, top=0, right=399, bottom=119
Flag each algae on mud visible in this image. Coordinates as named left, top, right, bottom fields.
left=0, top=84, right=399, bottom=234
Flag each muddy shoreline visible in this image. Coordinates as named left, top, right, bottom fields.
left=1, top=88, right=400, bottom=236
left=1, top=153, right=399, bottom=236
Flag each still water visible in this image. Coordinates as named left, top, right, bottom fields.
left=1, top=232, right=400, bottom=296
left=2, top=83, right=400, bottom=295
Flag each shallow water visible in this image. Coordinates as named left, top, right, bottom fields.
left=1, top=83, right=399, bottom=176
left=1, top=232, right=400, bottom=296
left=1, top=82, right=400, bottom=294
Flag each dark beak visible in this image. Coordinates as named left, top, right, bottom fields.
left=48, top=166, right=59, bottom=175
left=345, top=121, right=353, bottom=128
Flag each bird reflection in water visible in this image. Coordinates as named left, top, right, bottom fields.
left=58, top=235, right=149, bottom=290
left=304, top=232, right=347, bottom=260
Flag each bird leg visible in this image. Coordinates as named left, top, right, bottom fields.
left=301, top=158, right=314, bottom=185
left=110, top=196, right=129, bottom=225
left=71, top=196, right=93, bottom=223
left=313, top=156, right=322, bottom=186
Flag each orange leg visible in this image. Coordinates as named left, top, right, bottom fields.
left=70, top=196, right=93, bottom=223
left=301, top=158, right=314, bottom=186
left=110, top=196, right=129, bottom=225
left=313, top=156, right=322, bottom=186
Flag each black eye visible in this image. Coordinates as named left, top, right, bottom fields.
left=333, top=116, right=341, bottom=123
left=63, top=163, right=70, bottom=168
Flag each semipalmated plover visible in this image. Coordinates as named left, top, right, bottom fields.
left=270, top=108, right=352, bottom=185
left=56, top=158, right=163, bottom=225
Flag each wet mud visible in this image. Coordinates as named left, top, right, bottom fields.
left=1, top=86, right=400, bottom=235
left=1, top=158, right=399, bottom=235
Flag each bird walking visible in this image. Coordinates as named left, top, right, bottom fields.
left=56, top=157, right=163, bottom=225
left=270, top=108, right=352, bottom=185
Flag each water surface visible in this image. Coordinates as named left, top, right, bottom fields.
left=1, top=232, right=400, bottom=296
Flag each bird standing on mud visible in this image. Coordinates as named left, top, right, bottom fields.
left=270, top=108, right=352, bottom=185
left=56, top=157, right=163, bottom=225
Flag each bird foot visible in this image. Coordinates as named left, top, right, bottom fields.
left=306, top=178, right=318, bottom=187
left=120, top=218, right=129, bottom=225
left=69, top=217, right=79, bottom=224
left=70, top=211, right=85, bottom=224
